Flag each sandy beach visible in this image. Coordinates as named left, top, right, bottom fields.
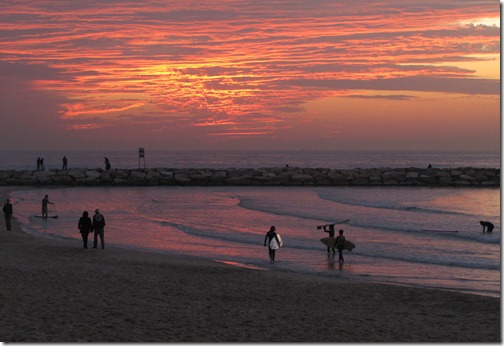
left=0, top=186, right=500, bottom=342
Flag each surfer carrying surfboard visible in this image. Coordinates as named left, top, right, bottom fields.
left=323, top=224, right=336, bottom=256
left=335, top=229, right=346, bottom=262
left=264, top=226, right=281, bottom=263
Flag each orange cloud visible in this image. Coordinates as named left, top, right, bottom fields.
left=0, top=1, right=499, bottom=150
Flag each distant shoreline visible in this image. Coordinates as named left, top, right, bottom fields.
left=0, top=166, right=499, bottom=187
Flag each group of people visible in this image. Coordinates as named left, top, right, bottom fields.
left=264, top=220, right=497, bottom=264
left=1, top=195, right=106, bottom=250
left=263, top=224, right=347, bottom=263
left=34, top=156, right=112, bottom=171
left=322, top=224, right=346, bottom=262
left=41, top=194, right=106, bottom=249
left=36, top=157, right=45, bottom=171
left=78, top=209, right=106, bottom=249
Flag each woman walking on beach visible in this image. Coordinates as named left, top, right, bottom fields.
left=78, top=211, right=93, bottom=249
left=264, top=226, right=281, bottom=263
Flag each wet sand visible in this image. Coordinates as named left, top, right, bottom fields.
left=0, top=187, right=500, bottom=342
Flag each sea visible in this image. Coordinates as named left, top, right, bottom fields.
left=1, top=150, right=501, bottom=298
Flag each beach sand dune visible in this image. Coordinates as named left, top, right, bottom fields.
left=0, top=188, right=499, bottom=342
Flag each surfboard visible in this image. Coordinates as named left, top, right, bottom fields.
left=320, top=237, right=355, bottom=251
left=316, top=219, right=350, bottom=229
left=269, top=234, right=283, bottom=250
left=34, top=215, right=59, bottom=219
left=420, top=228, right=459, bottom=233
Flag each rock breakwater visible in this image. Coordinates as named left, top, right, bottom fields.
left=0, top=167, right=499, bottom=187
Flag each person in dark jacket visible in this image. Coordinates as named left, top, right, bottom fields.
left=92, top=209, right=106, bottom=249
left=335, top=229, right=346, bottom=262
left=78, top=211, right=93, bottom=248
left=3, top=198, right=13, bottom=231
left=264, top=226, right=281, bottom=263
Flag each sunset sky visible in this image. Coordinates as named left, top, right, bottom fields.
left=0, top=0, right=500, bottom=151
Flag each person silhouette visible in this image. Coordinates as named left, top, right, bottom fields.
left=78, top=211, right=93, bottom=248
left=41, top=194, right=55, bottom=218
left=105, top=157, right=111, bottom=170
left=480, top=221, right=494, bottom=233
left=335, top=229, right=346, bottom=262
left=264, top=226, right=281, bottom=263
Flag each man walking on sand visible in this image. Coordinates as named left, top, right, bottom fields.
left=92, top=209, right=106, bottom=249
left=3, top=198, right=13, bottom=231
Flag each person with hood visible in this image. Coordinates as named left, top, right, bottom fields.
left=92, top=209, right=106, bottom=249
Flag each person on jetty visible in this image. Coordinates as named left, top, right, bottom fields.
left=323, top=224, right=336, bottom=256
left=93, top=209, right=106, bottom=249
left=41, top=195, right=55, bottom=218
left=480, top=221, right=494, bottom=233
left=264, top=226, right=280, bottom=263
left=104, top=157, right=111, bottom=170
left=335, top=229, right=346, bottom=262
left=78, top=211, right=93, bottom=249
left=62, top=156, right=68, bottom=170
left=3, top=198, right=13, bottom=231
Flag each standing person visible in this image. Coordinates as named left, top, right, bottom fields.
left=480, top=221, right=494, bottom=233
left=41, top=194, right=55, bottom=218
left=78, top=211, right=93, bottom=248
left=263, top=226, right=280, bottom=263
left=40, top=158, right=45, bottom=171
left=62, top=156, right=68, bottom=170
left=335, top=229, right=346, bottom=262
left=323, top=224, right=336, bottom=256
left=2, top=198, right=13, bottom=231
left=104, top=157, right=111, bottom=170
left=92, top=209, right=106, bottom=249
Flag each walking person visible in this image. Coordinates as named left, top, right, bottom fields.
left=335, top=229, right=346, bottom=262
left=2, top=198, right=13, bottom=231
left=92, top=209, right=106, bottom=249
left=78, top=211, right=93, bottom=248
left=41, top=194, right=55, bottom=218
left=323, top=224, right=336, bottom=256
left=263, top=226, right=281, bottom=263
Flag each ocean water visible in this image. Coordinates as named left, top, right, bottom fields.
left=0, top=149, right=500, bottom=170
left=8, top=185, right=500, bottom=297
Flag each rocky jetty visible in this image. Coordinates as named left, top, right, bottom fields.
left=0, top=167, right=499, bottom=187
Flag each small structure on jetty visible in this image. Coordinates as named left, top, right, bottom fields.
left=0, top=167, right=499, bottom=187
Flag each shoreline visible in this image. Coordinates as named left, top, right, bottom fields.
left=0, top=187, right=500, bottom=342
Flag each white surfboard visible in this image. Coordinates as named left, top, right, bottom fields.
left=269, top=234, right=283, bottom=249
